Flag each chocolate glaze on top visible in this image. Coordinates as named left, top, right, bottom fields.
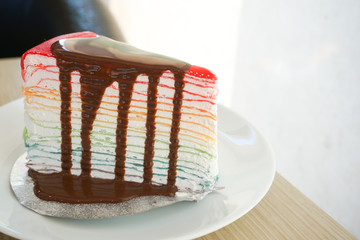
left=28, top=36, right=189, bottom=203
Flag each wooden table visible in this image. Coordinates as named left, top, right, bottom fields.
left=0, top=58, right=356, bottom=240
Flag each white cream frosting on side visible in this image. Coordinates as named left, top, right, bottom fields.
left=23, top=51, right=218, bottom=198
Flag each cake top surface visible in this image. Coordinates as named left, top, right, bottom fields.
left=21, top=31, right=217, bottom=83
left=58, top=36, right=188, bottom=70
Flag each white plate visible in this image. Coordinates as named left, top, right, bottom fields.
left=0, top=98, right=275, bottom=240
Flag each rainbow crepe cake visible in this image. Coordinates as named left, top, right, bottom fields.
left=19, top=32, right=218, bottom=218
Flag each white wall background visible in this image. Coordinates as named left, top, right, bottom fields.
left=107, top=0, right=360, bottom=237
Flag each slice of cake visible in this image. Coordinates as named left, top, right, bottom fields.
left=20, top=32, right=218, bottom=216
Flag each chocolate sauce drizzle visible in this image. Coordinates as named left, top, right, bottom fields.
left=59, top=70, right=72, bottom=174
left=28, top=38, right=190, bottom=203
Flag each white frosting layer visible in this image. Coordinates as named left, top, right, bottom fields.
left=23, top=53, right=218, bottom=197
